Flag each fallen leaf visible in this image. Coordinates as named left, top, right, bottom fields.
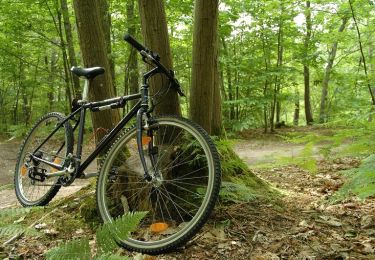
left=360, top=215, right=374, bottom=229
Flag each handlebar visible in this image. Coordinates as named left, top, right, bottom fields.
left=124, top=34, right=185, bottom=97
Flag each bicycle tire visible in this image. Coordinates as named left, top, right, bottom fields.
left=96, top=116, right=221, bottom=254
left=14, top=112, right=74, bottom=207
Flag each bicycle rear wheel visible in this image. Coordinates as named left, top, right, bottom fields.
left=14, top=112, right=73, bottom=206
left=96, top=116, right=221, bottom=254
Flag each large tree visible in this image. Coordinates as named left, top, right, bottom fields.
left=73, top=0, right=120, bottom=142
left=138, top=0, right=181, bottom=116
left=190, top=0, right=222, bottom=135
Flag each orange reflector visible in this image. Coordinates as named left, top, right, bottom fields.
left=52, top=158, right=61, bottom=173
left=21, top=165, right=27, bottom=177
left=142, top=136, right=152, bottom=145
left=150, top=222, right=169, bottom=233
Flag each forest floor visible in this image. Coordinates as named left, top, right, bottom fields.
left=0, top=129, right=374, bottom=259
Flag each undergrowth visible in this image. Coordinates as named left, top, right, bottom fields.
left=272, top=118, right=375, bottom=201
left=215, top=139, right=279, bottom=203
left=332, top=154, right=375, bottom=202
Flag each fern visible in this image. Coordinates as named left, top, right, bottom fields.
left=45, top=211, right=147, bottom=259
left=0, top=224, right=38, bottom=241
left=96, top=211, right=147, bottom=254
left=220, top=181, right=256, bottom=202
left=0, top=225, right=26, bottom=238
left=0, top=208, right=32, bottom=218
left=45, top=239, right=91, bottom=260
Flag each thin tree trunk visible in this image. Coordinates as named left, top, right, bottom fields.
left=61, top=0, right=80, bottom=97
left=212, top=35, right=222, bottom=136
left=56, top=5, right=72, bottom=107
left=293, top=90, right=300, bottom=126
left=319, top=17, right=348, bottom=123
left=304, top=0, right=314, bottom=125
left=126, top=0, right=139, bottom=108
left=270, top=4, right=284, bottom=132
left=348, top=0, right=375, bottom=105
left=73, top=0, right=120, bottom=143
left=261, top=26, right=270, bottom=133
left=47, top=50, right=58, bottom=111
left=138, top=0, right=181, bottom=116
left=221, top=37, right=234, bottom=120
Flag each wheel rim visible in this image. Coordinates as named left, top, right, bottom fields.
left=16, top=115, right=69, bottom=204
left=98, top=119, right=215, bottom=248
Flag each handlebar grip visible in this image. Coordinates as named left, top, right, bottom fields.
left=124, top=34, right=147, bottom=52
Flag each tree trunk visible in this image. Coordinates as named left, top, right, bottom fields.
left=319, top=17, right=348, bottom=123
left=190, top=0, right=219, bottom=135
left=348, top=0, right=375, bottom=105
left=261, top=26, right=270, bottom=133
left=126, top=0, right=139, bottom=108
left=73, top=0, right=120, bottom=143
left=98, top=0, right=116, bottom=94
left=293, top=90, right=300, bottom=126
left=212, top=39, right=222, bottom=136
left=138, top=0, right=180, bottom=116
left=304, top=0, right=314, bottom=125
left=270, top=5, right=284, bottom=133
left=221, top=37, right=235, bottom=120
left=61, top=0, right=80, bottom=98
left=47, top=50, right=58, bottom=111
left=56, top=5, right=72, bottom=107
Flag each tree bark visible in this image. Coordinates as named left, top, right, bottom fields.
left=73, top=0, right=120, bottom=143
left=270, top=15, right=284, bottom=132
left=126, top=0, right=139, bottom=108
left=221, top=37, right=235, bottom=120
left=212, top=37, right=222, bottom=136
left=56, top=5, right=72, bottom=108
left=98, top=0, right=116, bottom=94
left=304, top=0, right=314, bottom=125
left=293, top=90, right=300, bottom=126
left=319, top=17, right=348, bottom=123
left=138, top=0, right=180, bottom=116
left=190, top=0, right=220, bottom=135
left=61, top=0, right=80, bottom=98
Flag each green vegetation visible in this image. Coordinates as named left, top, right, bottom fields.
left=333, top=154, right=375, bottom=201
left=216, top=139, right=279, bottom=202
left=46, top=212, right=146, bottom=259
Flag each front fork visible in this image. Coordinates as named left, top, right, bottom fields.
left=136, top=108, right=156, bottom=182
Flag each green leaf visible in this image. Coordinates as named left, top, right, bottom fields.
left=96, top=211, right=147, bottom=254
left=45, top=239, right=91, bottom=260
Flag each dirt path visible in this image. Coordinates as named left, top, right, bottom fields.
left=0, top=140, right=94, bottom=209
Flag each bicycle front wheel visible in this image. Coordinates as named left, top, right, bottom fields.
left=96, top=116, right=221, bottom=254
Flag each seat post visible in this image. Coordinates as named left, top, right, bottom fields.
left=79, top=79, right=90, bottom=104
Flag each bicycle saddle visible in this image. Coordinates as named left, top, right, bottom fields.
left=71, top=66, right=105, bottom=79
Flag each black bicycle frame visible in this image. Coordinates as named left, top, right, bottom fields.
left=31, top=93, right=144, bottom=178
left=30, top=54, right=165, bottom=181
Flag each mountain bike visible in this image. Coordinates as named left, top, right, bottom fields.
left=14, top=34, right=221, bottom=254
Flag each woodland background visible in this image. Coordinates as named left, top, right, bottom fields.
left=0, top=0, right=375, bottom=259
left=1, top=0, right=375, bottom=136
